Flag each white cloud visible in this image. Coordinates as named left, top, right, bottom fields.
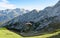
left=0, top=0, right=16, bottom=10
left=2, top=0, right=9, bottom=3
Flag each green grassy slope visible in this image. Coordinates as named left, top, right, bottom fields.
left=0, top=28, right=60, bottom=38
left=0, top=28, right=22, bottom=38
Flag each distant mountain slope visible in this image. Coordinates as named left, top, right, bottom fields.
left=0, top=8, right=29, bottom=24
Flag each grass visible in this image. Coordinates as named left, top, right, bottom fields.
left=0, top=28, right=60, bottom=38
left=0, top=28, right=22, bottom=38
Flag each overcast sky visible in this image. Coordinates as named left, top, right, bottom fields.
left=0, top=0, right=59, bottom=10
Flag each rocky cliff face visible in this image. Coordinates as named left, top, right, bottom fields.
left=1, top=0, right=60, bottom=33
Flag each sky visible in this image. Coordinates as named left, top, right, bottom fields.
left=0, top=0, right=59, bottom=10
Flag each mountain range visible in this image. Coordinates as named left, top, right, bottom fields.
left=0, top=0, right=60, bottom=36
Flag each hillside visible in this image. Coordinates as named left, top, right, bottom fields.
left=0, top=28, right=22, bottom=38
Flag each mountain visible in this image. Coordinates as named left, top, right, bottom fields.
left=1, top=0, right=60, bottom=35
left=0, top=8, right=29, bottom=23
